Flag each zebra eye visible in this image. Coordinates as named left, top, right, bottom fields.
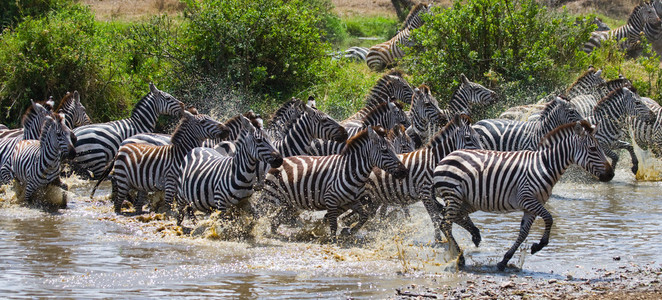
left=589, top=146, right=598, bottom=151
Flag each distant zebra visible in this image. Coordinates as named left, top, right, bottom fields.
left=433, top=121, right=614, bottom=270
left=343, top=46, right=370, bottom=62
left=404, top=85, right=445, bottom=143
left=344, top=70, right=415, bottom=122
left=474, top=97, right=584, bottom=151
left=360, top=114, right=481, bottom=240
left=72, top=83, right=184, bottom=178
left=308, top=101, right=409, bottom=156
left=588, top=87, right=652, bottom=174
left=176, top=115, right=283, bottom=225
left=0, top=114, right=76, bottom=207
left=56, top=91, right=91, bottom=129
left=626, top=97, right=662, bottom=156
left=97, top=110, right=229, bottom=214
left=583, top=3, right=661, bottom=55
left=650, top=0, right=662, bottom=58
left=261, top=126, right=407, bottom=239
left=440, top=74, right=497, bottom=121
left=499, top=67, right=605, bottom=121
left=366, top=3, right=431, bottom=71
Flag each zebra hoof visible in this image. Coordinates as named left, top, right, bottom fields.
left=457, top=254, right=465, bottom=268
left=496, top=261, right=507, bottom=271
left=340, top=228, right=352, bottom=236
left=531, top=242, right=546, bottom=255
left=472, top=234, right=481, bottom=247
left=631, top=166, right=638, bottom=175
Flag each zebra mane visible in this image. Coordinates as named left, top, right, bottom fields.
left=401, top=2, right=430, bottom=30
left=539, top=120, right=593, bottom=148
left=595, top=86, right=636, bottom=108
left=565, top=67, right=599, bottom=94
left=365, top=71, right=405, bottom=107
left=244, top=110, right=263, bottom=129
left=388, top=124, right=407, bottom=138
left=362, top=101, right=404, bottom=123
left=427, top=114, right=471, bottom=147
left=341, top=126, right=387, bottom=154
left=629, top=3, right=652, bottom=25
left=270, top=98, right=301, bottom=122
left=131, top=89, right=157, bottom=118
left=22, top=99, right=53, bottom=127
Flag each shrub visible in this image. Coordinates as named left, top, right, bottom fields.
left=404, top=0, right=595, bottom=103
left=0, top=0, right=72, bottom=31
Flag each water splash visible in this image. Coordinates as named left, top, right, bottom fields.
left=630, top=126, right=662, bottom=181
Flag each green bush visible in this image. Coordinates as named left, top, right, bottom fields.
left=180, top=0, right=332, bottom=97
left=1, top=0, right=72, bottom=31
left=404, top=0, right=595, bottom=102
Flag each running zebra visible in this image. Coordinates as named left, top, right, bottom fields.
left=498, top=67, right=605, bottom=121
left=0, top=100, right=55, bottom=171
left=626, top=97, right=662, bottom=156
left=432, top=121, right=614, bottom=270
left=589, top=87, right=652, bottom=174
left=344, top=70, right=415, bottom=122
left=308, top=101, right=409, bottom=156
left=366, top=3, right=431, bottom=71
left=72, top=83, right=184, bottom=178
left=266, top=97, right=306, bottom=141
left=56, top=91, right=91, bottom=129
left=359, top=114, right=481, bottom=240
left=0, top=114, right=76, bottom=207
left=570, top=76, right=632, bottom=118
left=583, top=3, right=661, bottom=55
left=261, top=126, right=407, bottom=239
left=98, top=110, right=229, bottom=214
left=473, top=97, right=584, bottom=151
left=440, top=74, right=497, bottom=121
left=176, top=115, right=283, bottom=225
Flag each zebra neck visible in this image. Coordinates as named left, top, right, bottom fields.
left=278, top=115, right=315, bottom=156
left=232, top=137, right=258, bottom=176
left=340, top=150, right=374, bottom=183
left=448, top=88, right=470, bottom=115
left=129, top=96, right=160, bottom=132
left=540, top=142, right=574, bottom=179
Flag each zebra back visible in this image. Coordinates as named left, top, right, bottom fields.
left=583, top=3, right=661, bottom=54
left=56, top=91, right=91, bottom=129
left=400, top=2, right=430, bottom=30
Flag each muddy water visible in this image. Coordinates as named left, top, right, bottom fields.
left=1, top=164, right=661, bottom=298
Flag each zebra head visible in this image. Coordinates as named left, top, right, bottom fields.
left=177, top=110, right=230, bottom=142
left=539, top=97, right=585, bottom=128
left=363, top=101, right=410, bottom=130
left=22, top=100, right=55, bottom=140
left=267, top=97, right=305, bottom=140
left=595, top=87, right=653, bottom=123
left=364, top=126, right=407, bottom=179
left=654, top=0, right=662, bottom=18
left=635, top=2, right=662, bottom=28
left=149, top=83, right=185, bottom=118
left=302, top=99, right=348, bottom=143
left=51, top=113, right=77, bottom=160
left=565, top=66, right=605, bottom=98
left=387, top=124, right=415, bottom=153
left=441, top=113, right=482, bottom=152
left=366, top=70, right=414, bottom=107
left=567, top=121, right=614, bottom=182
left=410, top=84, right=445, bottom=131
left=453, top=74, right=498, bottom=112
left=239, top=115, right=283, bottom=168
left=57, top=91, right=92, bottom=128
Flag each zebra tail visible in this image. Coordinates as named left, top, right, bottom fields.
left=89, top=155, right=117, bottom=199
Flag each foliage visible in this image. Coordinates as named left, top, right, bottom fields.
left=0, top=0, right=72, bottom=31
left=180, top=0, right=332, bottom=98
left=344, top=16, right=399, bottom=40
left=404, top=0, right=595, bottom=102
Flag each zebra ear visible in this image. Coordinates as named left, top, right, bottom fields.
left=594, top=69, right=603, bottom=77
left=73, top=91, right=80, bottom=104
left=149, top=83, right=158, bottom=94
left=388, top=101, right=396, bottom=110
left=460, top=73, right=469, bottom=84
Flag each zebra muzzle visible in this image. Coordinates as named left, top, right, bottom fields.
left=269, top=152, right=283, bottom=168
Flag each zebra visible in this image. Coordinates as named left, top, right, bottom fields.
left=176, top=115, right=283, bottom=225
left=344, top=70, right=415, bottom=122
left=308, top=101, right=410, bottom=156
left=569, top=76, right=632, bottom=118
left=343, top=46, right=370, bottom=62
left=261, top=126, right=408, bottom=239
left=583, top=3, right=661, bottom=56
left=71, top=83, right=184, bottom=178
left=649, top=0, right=662, bottom=59
left=366, top=3, right=431, bottom=71
left=0, top=114, right=76, bottom=207
left=0, top=100, right=56, bottom=173
left=432, top=121, right=614, bottom=271
left=357, top=114, right=481, bottom=240
left=498, top=67, right=605, bottom=121
left=56, top=91, right=92, bottom=129
left=404, top=85, right=445, bottom=143
left=388, top=124, right=416, bottom=154
left=266, top=97, right=306, bottom=141
left=588, top=87, right=653, bottom=174
left=473, top=97, right=585, bottom=151
left=96, top=110, right=229, bottom=214
left=626, top=96, right=662, bottom=156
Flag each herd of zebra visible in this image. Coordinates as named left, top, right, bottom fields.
left=343, top=1, right=662, bottom=71
left=0, top=63, right=660, bottom=270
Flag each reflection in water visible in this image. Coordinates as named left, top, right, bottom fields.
left=0, top=168, right=661, bottom=297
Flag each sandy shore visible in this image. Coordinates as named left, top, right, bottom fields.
left=393, top=262, right=662, bottom=299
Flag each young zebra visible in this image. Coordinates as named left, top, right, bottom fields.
left=56, top=91, right=92, bottom=129
left=359, top=114, right=481, bottom=240
left=101, top=110, right=229, bottom=214
left=432, top=121, right=614, bottom=271
left=343, top=70, right=415, bottom=122
left=366, top=3, right=431, bottom=71
left=308, top=101, right=410, bottom=156
left=0, top=114, right=76, bottom=207
left=176, top=115, right=283, bottom=225
left=583, top=3, right=661, bottom=56
left=261, top=126, right=408, bottom=239
left=474, top=97, right=584, bottom=151
left=72, top=83, right=184, bottom=178
left=588, top=87, right=653, bottom=174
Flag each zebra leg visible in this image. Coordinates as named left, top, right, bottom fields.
left=603, top=147, right=620, bottom=171
left=617, top=140, right=638, bottom=174
left=421, top=196, right=446, bottom=243
left=111, top=179, right=130, bottom=214
left=341, top=202, right=370, bottom=236
left=52, top=177, right=69, bottom=191
left=23, top=183, right=38, bottom=205
left=497, top=212, right=536, bottom=271
left=456, top=215, right=481, bottom=247
left=325, top=206, right=340, bottom=241
left=528, top=205, right=553, bottom=255
left=134, top=191, right=148, bottom=214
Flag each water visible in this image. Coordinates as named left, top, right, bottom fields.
left=1, top=164, right=661, bottom=298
